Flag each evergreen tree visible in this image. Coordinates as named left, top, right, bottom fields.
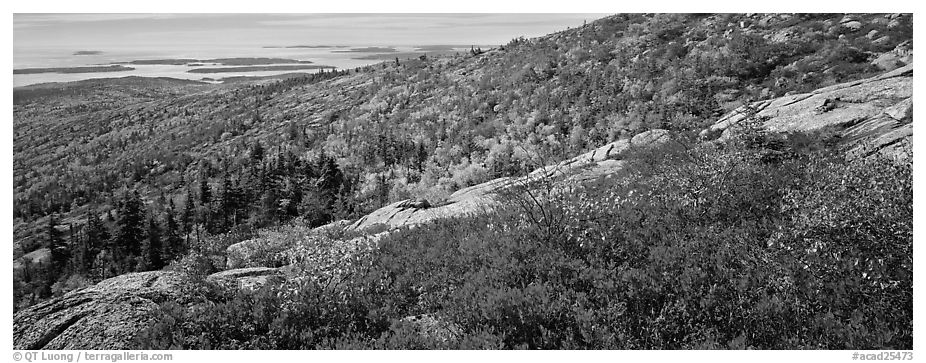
left=198, top=177, right=212, bottom=206
left=44, top=214, right=69, bottom=272
left=140, top=215, right=163, bottom=271
left=162, top=204, right=184, bottom=264
left=217, top=174, right=235, bottom=230
left=181, top=188, right=195, bottom=235
left=111, top=190, right=146, bottom=272
left=316, top=153, right=345, bottom=212
left=250, top=140, right=265, bottom=163
left=259, top=188, right=280, bottom=226
left=71, top=211, right=109, bottom=275
left=86, top=211, right=110, bottom=251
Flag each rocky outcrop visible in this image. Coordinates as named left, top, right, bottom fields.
left=872, top=40, right=913, bottom=71
left=347, top=129, right=672, bottom=232
left=702, top=64, right=912, bottom=160
left=13, top=271, right=184, bottom=350
left=13, top=247, right=51, bottom=271
left=206, top=267, right=283, bottom=291
left=12, top=267, right=291, bottom=350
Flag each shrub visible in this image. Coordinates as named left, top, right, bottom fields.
left=139, top=129, right=910, bottom=349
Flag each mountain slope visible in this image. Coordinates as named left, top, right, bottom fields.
left=12, top=61, right=913, bottom=348
left=13, top=13, right=913, bottom=318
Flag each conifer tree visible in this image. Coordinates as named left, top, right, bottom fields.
left=181, top=189, right=195, bottom=235
left=162, top=203, right=184, bottom=264
left=111, top=190, right=146, bottom=272
left=140, top=215, right=163, bottom=271
left=71, top=211, right=109, bottom=275
left=45, top=214, right=69, bottom=272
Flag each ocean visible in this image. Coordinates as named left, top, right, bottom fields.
left=13, top=44, right=456, bottom=87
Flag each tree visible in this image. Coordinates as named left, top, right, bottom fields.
left=181, top=189, right=195, bottom=235
left=162, top=204, right=184, bottom=264
left=44, top=214, right=69, bottom=272
left=71, top=211, right=109, bottom=275
left=250, top=140, right=265, bottom=163
left=111, top=190, right=146, bottom=273
left=198, top=177, right=212, bottom=206
left=139, top=215, right=163, bottom=271
left=316, top=153, right=345, bottom=212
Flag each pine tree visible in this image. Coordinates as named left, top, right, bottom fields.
left=181, top=188, right=195, bottom=235
left=316, top=153, right=345, bottom=212
left=162, top=204, right=184, bottom=264
left=45, top=214, right=69, bottom=272
left=139, top=215, right=163, bottom=271
left=198, top=177, right=212, bottom=206
left=217, top=174, right=235, bottom=230
left=111, top=190, right=146, bottom=273
left=71, top=211, right=109, bottom=275
left=250, top=140, right=265, bottom=163
left=86, top=211, right=110, bottom=251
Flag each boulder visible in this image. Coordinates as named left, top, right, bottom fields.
left=704, top=64, right=912, bottom=161
left=13, top=271, right=184, bottom=350
left=872, top=41, right=913, bottom=71
left=311, top=219, right=352, bottom=235
left=207, top=267, right=282, bottom=291
left=396, top=198, right=431, bottom=210
left=12, top=266, right=295, bottom=350
left=872, top=36, right=892, bottom=46
left=346, top=129, right=672, bottom=232
left=841, top=21, right=863, bottom=31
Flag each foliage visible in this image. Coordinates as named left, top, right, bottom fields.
left=139, top=128, right=911, bottom=349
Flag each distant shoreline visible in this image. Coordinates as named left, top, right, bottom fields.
left=120, top=57, right=316, bottom=66
left=187, top=64, right=336, bottom=74
left=263, top=45, right=349, bottom=49
left=73, top=50, right=104, bottom=56
left=13, top=65, right=135, bottom=75
left=333, top=47, right=399, bottom=53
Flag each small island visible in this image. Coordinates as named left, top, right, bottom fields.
left=187, top=64, right=335, bottom=74
left=333, top=47, right=398, bottom=53
left=263, top=45, right=348, bottom=49
left=73, top=50, right=104, bottom=56
left=124, top=57, right=315, bottom=66
left=414, top=45, right=462, bottom=52
left=14, top=65, right=135, bottom=75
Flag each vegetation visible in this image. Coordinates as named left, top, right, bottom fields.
left=13, top=13, right=913, bottom=348
left=137, top=127, right=912, bottom=349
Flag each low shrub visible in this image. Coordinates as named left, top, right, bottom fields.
left=140, top=130, right=911, bottom=349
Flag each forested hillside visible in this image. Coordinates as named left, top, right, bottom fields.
left=13, top=12, right=912, bottom=326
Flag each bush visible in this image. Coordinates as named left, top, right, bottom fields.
left=139, top=130, right=911, bottom=349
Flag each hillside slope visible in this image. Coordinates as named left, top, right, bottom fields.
left=13, top=13, right=913, bottom=326
left=13, top=62, right=912, bottom=348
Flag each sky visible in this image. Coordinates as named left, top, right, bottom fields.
left=14, top=13, right=607, bottom=49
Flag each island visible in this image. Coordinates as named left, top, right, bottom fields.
left=187, top=64, right=335, bottom=74
left=414, top=45, right=462, bottom=52
left=263, top=45, right=348, bottom=49
left=73, top=50, right=104, bottom=56
left=333, top=47, right=398, bottom=53
left=13, top=65, right=135, bottom=75
left=122, top=57, right=316, bottom=66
